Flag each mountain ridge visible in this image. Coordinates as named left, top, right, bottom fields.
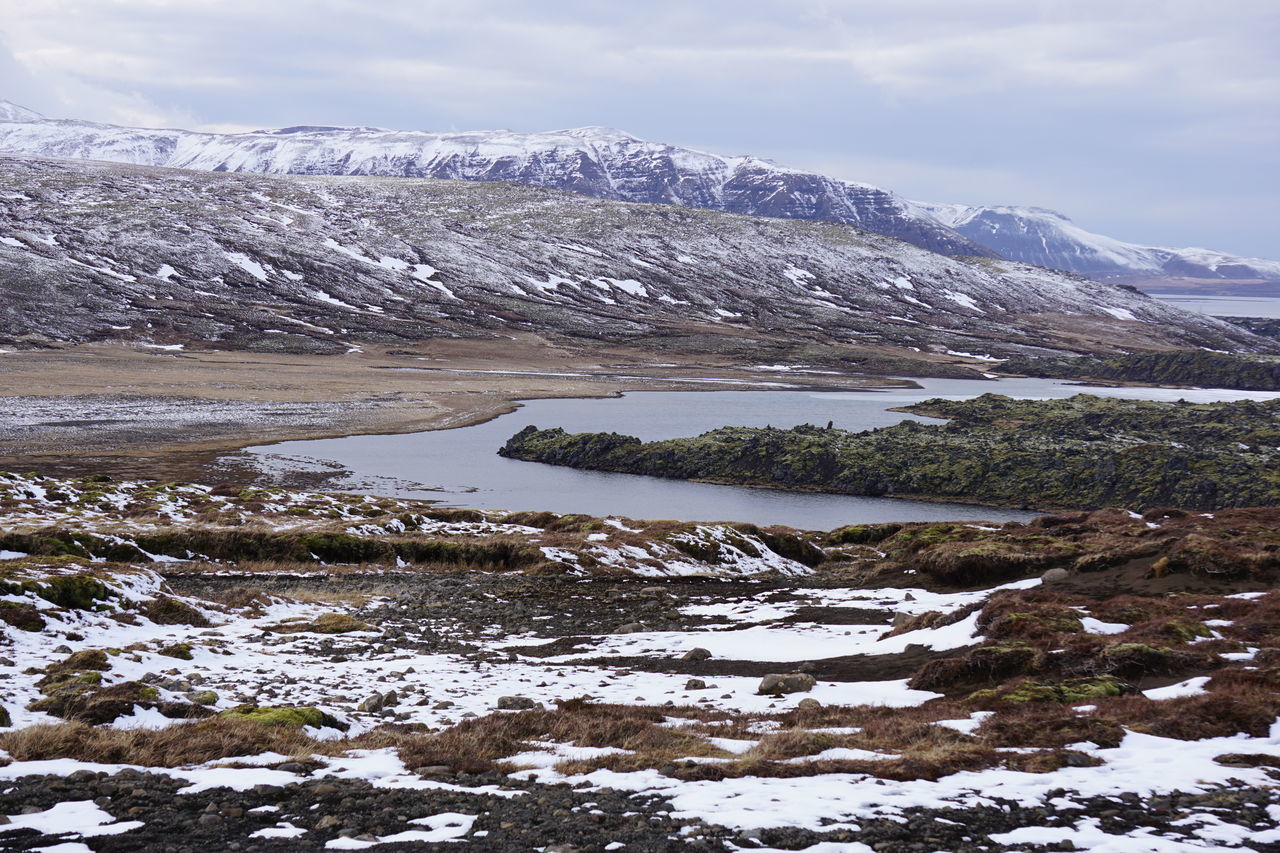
left=2, top=99, right=1276, bottom=288
left=0, top=153, right=1265, bottom=358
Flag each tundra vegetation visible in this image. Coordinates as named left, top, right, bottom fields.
left=2, top=472, right=1280, bottom=848
left=1000, top=349, right=1280, bottom=391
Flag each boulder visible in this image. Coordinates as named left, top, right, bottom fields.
left=684, top=679, right=707, bottom=691
left=681, top=647, right=712, bottom=661
left=497, top=695, right=540, bottom=711
left=617, top=622, right=647, bottom=634
left=358, top=694, right=385, bottom=713
left=757, top=673, right=817, bottom=695
left=1041, top=567, right=1070, bottom=584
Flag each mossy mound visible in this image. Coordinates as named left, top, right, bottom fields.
left=141, top=595, right=210, bottom=626
left=220, top=705, right=346, bottom=730
left=268, top=612, right=372, bottom=635
left=158, top=643, right=194, bottom=660
left=0, top=601, right=46, bottom=631
left=30, top=679, right=210, bottom=725
left=968, top=676, right=1130, bottom=707
left=47, top=649, right=111, bottom=674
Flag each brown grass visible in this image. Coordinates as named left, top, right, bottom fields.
left=0, top=719, right=320, bottom=766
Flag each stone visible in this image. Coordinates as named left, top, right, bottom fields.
left=497, top=695, right=540, bottom=711
left=315, top=815, right=342, bottom=830
left=1042, top=567, right=1071, bottom=584
left=414, top=765, right=454, bottom=778
left=681, top=647, right=712, bottom=661
left=684, top=678, right=707, bottom=690
left=381, top=690, right=399, bottom=707
left=757, top=673, right=817, bottom=695
left=616, top=622, right=647, bottom=634
left=797, top=698, right=822, bottom=710
left=358, top=694, right=385, bottom=713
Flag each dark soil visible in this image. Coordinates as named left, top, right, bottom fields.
left=1, top=770, right=1277, bottom=852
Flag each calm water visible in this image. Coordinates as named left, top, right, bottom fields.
left=243, top=377, right=1280, bottom=529
left=1151, top=294, right=1280, bottom=319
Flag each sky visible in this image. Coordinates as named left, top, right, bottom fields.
left=1, top=0, right=1277, bottom=259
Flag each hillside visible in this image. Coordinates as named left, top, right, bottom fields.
left=0, top=104, right=986, bottom=258
left=0, top=155, right=1264, bottom=357
left=1000, top=351, right=1280, bottom=391
left=915, top=203, right=1280, bottom=286
left=3, top=100, right=1278, bottom=291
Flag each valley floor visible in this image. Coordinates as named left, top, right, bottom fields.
left=0, top=474, right=1279, bottom=850
left=0, top=340, right=917, bottom=485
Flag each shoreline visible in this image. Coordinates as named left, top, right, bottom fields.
left=0, top=342, right=938, bottom=485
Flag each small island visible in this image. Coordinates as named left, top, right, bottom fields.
left=500, top=393, right=1280, bottom=511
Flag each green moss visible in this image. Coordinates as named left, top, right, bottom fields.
left=36, top=670, right=104, bottom=697
left=269, top=612, right=371, bottom=635
left=48, top=649, right=112, bottom=672
left=970, top=676, right=1127, bottom=705
left=220, top=705, right=346, bottom=730
left=158, top=642, right=194, bottom=660
left=825, top=523, right=902, bottom=546
left=189, top=691, right=219, bottom=706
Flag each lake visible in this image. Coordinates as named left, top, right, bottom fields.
left=1151, top=293, right=1280, bottom=319
left=242, top=377, right=1280, bottom=530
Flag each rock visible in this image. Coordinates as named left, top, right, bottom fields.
left=497, top=695, right=540, bottom=711
left=892, top=613, right=911, bottom=628
left=432, top=700, right=454, bottom=710
left=797, top=698, right=822, bottom=710
left=414, top=765, right=454, bottom=778
left=758, top=673, right=817, bottom=695
left=358, top=694, right=385, bottom=713
left=616, top=622, right=647, bottom=634
left=315, top=815, right=342, bottom=830
left=275, top=762, right=307, bottom=774
left=52, top=645, right=73, bottom=654
left=1042, top=567, right=1071, bottom=584
left=381, top=690, right=399, bottom=707
left=684, top=679, right=707, bottom=690
left=681, top=647, right=712, bottom=661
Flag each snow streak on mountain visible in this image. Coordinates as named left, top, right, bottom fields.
left=0, top=155, right=1266, bottom=357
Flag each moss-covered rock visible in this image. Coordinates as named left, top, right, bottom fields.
left=220, top=704, right=346, bottom=730
left=269, top=612, right=371, bottom=635
left=47, top=649, right=111, bottom=673
left=0, top=601, right=46, bottom=631
left=968, top=675, right=1129, bottom=706
left=158, top=642, right=194, bottom=660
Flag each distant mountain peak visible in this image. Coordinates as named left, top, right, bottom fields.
left=0, top=100, right=44, bottom=122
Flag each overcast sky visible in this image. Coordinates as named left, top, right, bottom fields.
left=2, top=0, right=1277, bottom=258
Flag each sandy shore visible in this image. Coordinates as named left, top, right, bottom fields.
left=0, top=337, right=925, bottom=483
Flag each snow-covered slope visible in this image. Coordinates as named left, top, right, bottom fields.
left=0, top=100, right=42, bottom=122
left=0, top=101, right=989, bottom=259
left=4, top=100, right=1274, bottom=285
left=0, top=154, right=1266, bottom=356
left=914, top=202, right=1280, bottom=282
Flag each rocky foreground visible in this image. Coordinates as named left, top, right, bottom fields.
left=1, top=472, right=1279, bottom=850
left=500, top=393, right=1280, bottom=511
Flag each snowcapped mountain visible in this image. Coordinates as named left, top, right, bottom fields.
left=0, top=101, right=990, bottom=259
left=0, top=99, right=1275, bottom=295
left=913, top=202, right=1280, bottom=283
left=0, top=154, right=1264, bottom=357
left=0, top=100, right=42, bottom=122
